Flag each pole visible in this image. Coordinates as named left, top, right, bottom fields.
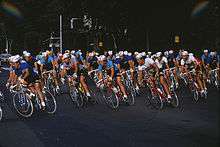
left=6, top=37, right=8, bottom=54
left=60, top=15, right=63, bottom=53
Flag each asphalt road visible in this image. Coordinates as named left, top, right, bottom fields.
left=0, top=70, right=219, bottom=147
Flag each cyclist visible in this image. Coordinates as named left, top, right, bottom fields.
left=167, top=50, right=179, bottom=88
left=39, top=51, right=60, bottom=92
left=73, top=50, right=93, bottom=100
left=9, top=55, right=46, bottom=109
left=154, top=52, right=172, bottom=100
left=180, top=51, right=206, bottom=95
left=201, top=49, right=212, bottom=83
left=98, top=55, right=128, bottom=100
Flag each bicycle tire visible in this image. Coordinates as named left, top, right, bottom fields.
left=101, top=87, right=119, bottom=110
left=69, top=87, right=84, bottom=108
left=13, top=93, right=34, bottom=118
left=148, top=89, right=164, bottom=110
left=126, top=85, right=135, bottom=106
left=192, top=83, right=199, bottom=102
left=0, top=91, right=4, bottom=102
left=44, top=90, right=57, bottom=114
left=0, top=106, right=2, bottom=121
left=170, top=91, right=179, bottom=108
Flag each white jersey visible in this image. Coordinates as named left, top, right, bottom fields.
left=144, top=57, right=155, bottom=68
left=138, top=57, right=155, bottom=71
left=155, top=57, right=168, bottom=69
left=70, top=55, right=77, bottom=64
left=180, top=55, right=196, bottom=66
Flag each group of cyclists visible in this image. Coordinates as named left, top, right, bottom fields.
left=0, top=47, right=219, bottom=119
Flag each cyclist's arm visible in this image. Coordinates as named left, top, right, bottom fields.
left=21, top=68, right=29, bottom=80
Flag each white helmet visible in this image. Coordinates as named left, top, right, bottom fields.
left=169, top=50, right=174, bottom=54
left=42, top=52, right=47, bottom=57
left=204, top=49, right=208, bottom=53
left=100, top=55, right=106, bottom=61
left=71, top=50, right=75, bottom=55
left=123, top=51, right=128, bottom=55
left=134, top=52, right=139, bottom=56
left=141, top=52, right=146, bottom=57
left=24, top=52, right=31, bottom=57
left=147, top=52, right=152, bottom=55
left=156, top=52, right=162, bottom=57
left=119, top=51, right=124, bottom=56
left=128, top=52, right=132, bottom=56
left=10, top=55, right=21, bottom=63
left=115, top=53, right=120, bottom=59
left=210, top=52, right=216, bottom=56
left=23, top=51, right=28, bottom=55
left=182, top=51, right=189, bottom=56
left=62, top=53, right=70, bottom=60
left=136, top=54, right=142, bottom=60
left=108, top=50, right=113, bottom=56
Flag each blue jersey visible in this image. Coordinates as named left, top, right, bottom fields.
left=125, top=55, right=134, bottom=61
left=13, top=61, right=37, bottom=77
left=201, top=54, right=212, bottom=64
left=98, top=60, right=119, bottom=77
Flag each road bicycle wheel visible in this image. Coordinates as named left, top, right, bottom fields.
left=125, top=84, right=135, bottom=106
left=69, top=87, right=83, bottom=108
left=13, top=92, right=34, bottom=118
left=148, top=89, right=164, bottom=110
left=44, top=90, right=57, bottom=114
left=0, top=106, right=2, bottom=121
left=0, top=91, right=4, bottom=102
left=47, top=78, right=57, bottom=96
left=170, top=91, right=179, bottom=108
left=101, top=87, right=119, bottom=110
left=192, top=83, right=199, bottom=102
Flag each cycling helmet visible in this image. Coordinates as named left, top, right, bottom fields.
left=62, top=53, right=70, bottom=60
left=10, top=55, right=21, bottom=63
left=156, top=52, right=162, bottom=57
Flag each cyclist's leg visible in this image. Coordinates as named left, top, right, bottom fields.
left=34, top=81, right=46, bottom=109
left=52, top=70, right=59, bottom=90
left=116, top=76, right=127, bottom=98
left=159, top=74, right=171, bottom=98
left=80, top=74, right=90, bottom=97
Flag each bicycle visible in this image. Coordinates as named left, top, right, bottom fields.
left=210, top=68, right=219, bottom=90
left=0, top=105, right=2, bottom=121
left=42, top=70, right=60, bottom=96
left=144, top=73, right=179, bottom=110
left=97, top=73, right=119, bottom=110
left=121, top=70, right=135, bottom=105
left=10, top=82, right=34, bottom=117
left=180, top=70, right=207, bottom=102
left=10, top=81, right=57, bottom=117
left=66, top=75, right=84, bottom=108
left=0, top=90, right=4, bottom=121
left=164, top=67, right=178, bottom=91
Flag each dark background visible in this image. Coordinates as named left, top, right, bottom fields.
left=0, top=0, right=219, bottom=54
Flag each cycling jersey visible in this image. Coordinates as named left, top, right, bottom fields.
left=201, top=54, right=212, bottom=65
left=181, top=56, right=197, bottom=71
left=42, top=56, right=54, bottom=71
left=61, top=61, right=75, bottom=76
left=13, top=61, right=39, bottom=84
left=98, top=60, right=119, bottom=78
left=155, top=57, right=168, bottom=72
left=167, top=54, right=176, bottom=68
left=88, top=56, right=98, bottom=69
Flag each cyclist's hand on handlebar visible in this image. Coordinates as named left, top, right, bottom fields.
left=108, top=77, right=113, bottom=82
